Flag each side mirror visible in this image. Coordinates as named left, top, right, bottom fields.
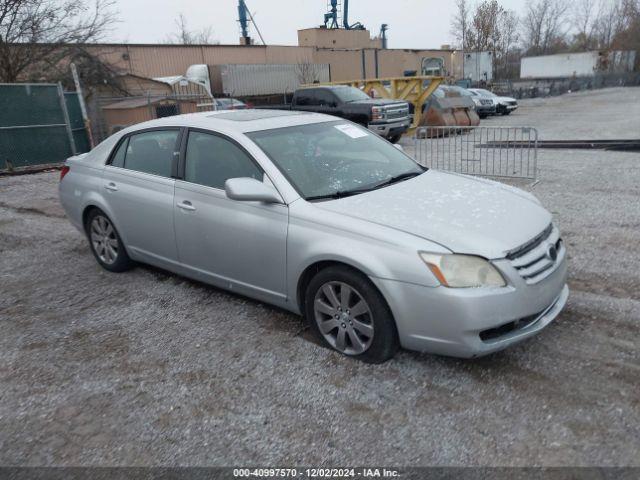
left=225, top=177, right=283, bottom=204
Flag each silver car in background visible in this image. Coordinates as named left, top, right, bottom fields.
left=59, top=110, right=568, bottom=363
left=469, top=88, right=519, bottom=115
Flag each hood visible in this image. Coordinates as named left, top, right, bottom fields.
left=314, top=170, right=551, bottom=259
left=351, top=98, right=408, bottom=107
left=497, top=96, right=517, bottom=102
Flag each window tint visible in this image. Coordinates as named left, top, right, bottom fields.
left=296, top=90, right=318, bottom=106
left=332, top=87, right=370, bottom=103
left=184, top=131, right=263, bottom=189
left=316, top=90, right=337, bottom=107
left=110, top=137, right=128, bottom=168
left=124, top=130, right=179, bottom=177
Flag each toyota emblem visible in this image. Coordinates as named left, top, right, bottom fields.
left=547, top=244, right=558, bottom=261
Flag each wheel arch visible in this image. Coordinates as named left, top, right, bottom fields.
left=295, top=259, right=391, bottom=317
left=81, top=204, right=101, bottom=232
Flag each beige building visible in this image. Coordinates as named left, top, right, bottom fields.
left=84, top=28, right=460, bottom=88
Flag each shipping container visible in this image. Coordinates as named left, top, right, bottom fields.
left=209, top=64, right=331, bottom=97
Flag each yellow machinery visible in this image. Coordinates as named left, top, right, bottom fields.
left=305, top=76, right=445, bottom=132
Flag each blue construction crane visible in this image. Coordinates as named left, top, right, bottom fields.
left=323, top=0, right=365, bottom=30
left=380, top=23, right=389, bottom=49
left=238, top=0, right=249, bottom=39
left=237, top=0, right=265, bottom=45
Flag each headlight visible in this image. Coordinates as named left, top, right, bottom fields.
left=371, top=106, right=386, bottom=121
left=419, top=253, right=506, bottom=288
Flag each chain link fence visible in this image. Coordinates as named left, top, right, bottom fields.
left=0, top=83, right=90, bottom=172
left=495, top=72, right=640, bottom=99
left=414, top=126, right=539, bottom=180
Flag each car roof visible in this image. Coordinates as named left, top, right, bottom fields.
left=121, top=109, right=337, bottom=134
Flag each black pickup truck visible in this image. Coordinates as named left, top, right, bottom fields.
left=267, top=86, right=411, bottom=143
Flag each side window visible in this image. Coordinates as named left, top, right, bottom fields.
left=184, top=131, right=263, bottom=190
left=296, top=91, right=312, bottom=106
left=110, top=137, right=128, bottom=168
left=316, top=90, right=336, bottom=107
left=124, top=130, right=179, bottom=178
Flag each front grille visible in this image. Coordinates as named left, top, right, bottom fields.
left=507, top=224, right=564, bottom=284
left=384, top=104, right=409, bottom=120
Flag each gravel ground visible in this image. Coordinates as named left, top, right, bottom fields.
left=1, top=88, right=639, bottom=466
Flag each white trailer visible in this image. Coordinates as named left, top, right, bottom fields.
left=520, top=51, right=636, bottom=79
left=463, top=52, right=494, bottom=83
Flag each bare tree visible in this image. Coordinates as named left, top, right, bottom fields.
left=467, top=0, right=505, bottom=54
left=164, top=13, right=218, bottom=45
left=450, top=0, right=471, bottom=49
left=0, top=0, right=117, bottom=82
left=295, top=61, right=320, bottom=85
left=521, top=0, right=571, bottom=55
left=498, top=9, right=520, bottom=78
left=611, top=0, right=640, bottom=52
left=572, top=0, right=598, bottom=50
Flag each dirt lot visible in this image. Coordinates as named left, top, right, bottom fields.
left=1, top=87, right=639, bottom=466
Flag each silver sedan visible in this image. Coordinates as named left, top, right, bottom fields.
left=59, top=110, right=568, bottom=363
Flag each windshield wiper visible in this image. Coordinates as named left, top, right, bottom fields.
left=306, top=171, right=424, bottom=202
left=306, top=188, right=372, bottom=201
left=368, top=170, right=424, bottom=190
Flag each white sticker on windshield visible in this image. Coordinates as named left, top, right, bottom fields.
left=334, top=124, right=369, bottom=139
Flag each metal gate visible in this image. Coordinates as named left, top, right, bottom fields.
left=414, top=126, right=539, bottom=180
left=0, top=83, right=90, bottom=171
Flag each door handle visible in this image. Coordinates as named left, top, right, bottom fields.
left=177, top=200, right=196, bottom=211
left=104, top=182, right=118, bottom=192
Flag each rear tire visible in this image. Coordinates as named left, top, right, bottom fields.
left=389, top=134, right=402, bottom=144
left=85, top=209, right=133, bottom=273
left=304, top=266, right=399, bottom=363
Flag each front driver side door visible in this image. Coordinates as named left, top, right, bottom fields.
left=173, top=129, right=289, bottom=305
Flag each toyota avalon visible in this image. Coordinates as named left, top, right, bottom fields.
left=59, top=110, right=568, bottom=363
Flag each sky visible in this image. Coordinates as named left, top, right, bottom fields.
left=107, top=0, right=529, bottom=49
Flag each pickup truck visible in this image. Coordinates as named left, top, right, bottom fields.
left=267, top=86, right=411, bottom=143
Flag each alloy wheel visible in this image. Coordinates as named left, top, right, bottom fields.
left=90, top=215, right=119, bottom=265
left=313, top=281, right=374, bottom=355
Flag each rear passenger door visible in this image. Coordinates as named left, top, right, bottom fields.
left=315, top=89, right=340, bottom=116
left=293, top=89, right=320, bottom=113
left=173, top=129, right=288, bottom=304
left=102, top=128, right=181, bottom=267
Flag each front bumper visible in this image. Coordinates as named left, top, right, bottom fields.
left=371, top=252, right=569, bottom=358
left=368, top=117, right=412, bottom=138
left=476, top=105, right=497, bottom=115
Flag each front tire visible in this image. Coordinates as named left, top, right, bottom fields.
left=388, top=134, right=402, bottom=144
left=85, top=209, right=133, bottom=272
left=304, top=266, right=399, bottom=363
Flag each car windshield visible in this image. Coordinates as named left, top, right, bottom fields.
left=332, top=87, right=371, bottom=103
left=247, top=121, right=424, bottom=200
left=450, top=86, right=473, bottom=97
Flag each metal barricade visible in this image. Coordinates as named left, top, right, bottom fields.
left=414, top=126, right=539, bottom=180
